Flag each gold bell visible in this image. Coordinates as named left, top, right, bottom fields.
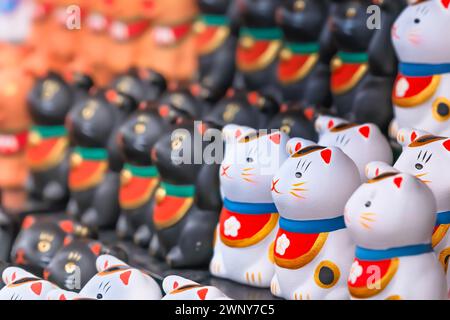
left=280, top=48, right=293, bottom=61
left=332, top=57, right=343, bottom=71
left=120, top=170, right=132, bottom=185
left=28, top=132, right=42, bottom=146
left=240, top=36, right=254, bottom=49
left=70, top=153, right=82, bottom=168
left=155, top=187, right=166, bottom=204
left=193, top=21, right=206, bottom=34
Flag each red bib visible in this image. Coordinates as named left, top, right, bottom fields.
left=237, top=40, right=281, bottom=73
left=119, top=175, right=158, bottom=210
left=153, top=195, right=193, bottom=230
left=277, top=53, right=318, bottom=85
left=69, top=157, right=108, bottom=192
left=348, top=258, right=399, bottom=299
left=331, top=63, right=368, bottom=95
left=0, top=132, right=28, bottom=156
left=26, top=136, right=67, bottom=171
left=273, top=228, right=328, bottom=269
left=196, top=25, right=229, bottom=55
left=392, top=74, right=440, bottom=108
left=219, top=207, right=278, bottom=248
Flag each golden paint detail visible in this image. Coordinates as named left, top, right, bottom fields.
left=432, top=224, right=449, bottom=248
left=65, top=262, right=77, bottom=274
left=432, top=97, right=450, bottom=122
left=134, top=123, right=146, bottom=134
left=359, top=212, right=377, bottom=230
left=221, top=214, right=279, bottom=248
left=170, top=284, right=203, bottom=295
left=349, top=258, right=399, bottom=299
left=81, top=100, right=98, bottom=120
left=154, top=197, right=194, bottom=230
left=279, top=54, right=319, bottom=85
left=41, top=80, right=60, bottom=101
left=268, top=241, right=275, bottom=263
left=198, top=26, right=230, bottom=55
left=237, top=40, right=282, bottom=73
left=155, top=187, right=166, bottom=205
left=68, top=251, right=82, bottom=261
left=274, top=233, right=328, bottom=269
left=386, top=295, right=402, bottom=300
left=332, top=62, right=368, bottom=95
left=409, top=135, right=446, bottom=147
left=438, top=247, right=450, bottom=273
left=346, top=7, right=357, bottom=18
left=294, top=0, right=306, bottom=12
left=314, top=260, right=341, bottom=289
left=38, top=240, right=51, bottom=253
left=394, top=75, right=441, bottom=108
left=120, top=170, right=133, bottom=186
left=223, top=103, right=240, bottom=122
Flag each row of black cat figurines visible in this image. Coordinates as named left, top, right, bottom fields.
left=0, top=66, right=324, bottom=293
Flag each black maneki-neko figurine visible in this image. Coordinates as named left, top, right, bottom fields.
left=65, top=90, right=137, bottom=230
left=149, top=122, right=222, bottom=268
left=235, top=0, right=282, bottom=94
left=115, top=110, right=166, bottom=247
left=276, top=0, right=330, bottom=102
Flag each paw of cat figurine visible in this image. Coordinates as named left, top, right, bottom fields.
left=0, top=267, right=57, bottom=300
left=210, top=125, right=289, bottom=288
left=316, top=115, right=393, bottom=181
left=345, top=172, right=448, bottom=299
left=79, top=254, right=162, bottom=300
left=270, top=141, right=360, bottom=300
left=162, top=275, right=230, bottom=300
left=392, top=0, right=450, bottom=136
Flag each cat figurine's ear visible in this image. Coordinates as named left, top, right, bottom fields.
left=222, top=125, right=256, bottom=143
left=396, top=128, right=431, bottom=147
left=2, top=267, right=36, bottom=285
left=162, top=275, right=196, bottom=294
left=47, top=289, right=82, bottom=300
left=436, top=0, right=450, bottom=11
left=286, top=138, right=315, bottom=156
left=96, top=255, right=127, bottom=272
left=315, top=115, right=348, bottom=135
left=443, top=139, right=450, bottom=152
left=365, top=161, right=399, bottom=180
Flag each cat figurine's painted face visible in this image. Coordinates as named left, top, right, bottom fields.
left=220, top=125, right=289, bottom=203
left=272, top=139, right=360, bottom=221
left=0, top=267, right=57, bottom=300
left=316, top=116, right=393, bottom=181
left=392, top=0, right=450, bottom=64
left=162, top=276, right=230, bottom=300
left=47, top=288, right=89, bottom=300
left=345, top=172, right=436, bottom=249
left=394, top=129, right=450, bottom=213
left=79, top=255, right=162, bottom=300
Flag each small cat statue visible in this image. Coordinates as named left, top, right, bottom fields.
left=276, top=0, right=330, bottom=102
left=115, top=111, right=165, bottom=247
left=368, top=128, right=450, bottom=292
left=44, top=238, right=127, bottom=292
left=315, top=115, right=393, bottom=181
left=162, top=275, right=231, bottom=300
left=11, top=215, right=93, bottom=275
left=235, top=0, right=282, bottom=93
left=47, top=288, right=88, bottom=300
left=0, top=267, right=57, bottom=300
left=26, top=73, right=73, bottom=210
left=79, top=255, right=162, bottom=300
left=391, top=0, right=450, bottom=138
left=345, top=171, right=448, bottom=299
left=210, top=125, right=289, bottom=287
left=270, top=139, right=360, bottom=299
left=149, top=123, right=222, bottom=268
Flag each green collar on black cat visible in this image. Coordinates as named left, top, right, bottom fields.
left=124, top=163, right=159, bottom=178
left=337, top=51, right=369, bottom=63
left=286, top=42, right=320, bottom=54
left=161, top=182, right=196, bottom=197
left=240, top=27, right=283, bottom=41
left=200, top=14, right=230, bottom=26
left=74, top=146, right=108, bottom=161
left=31, top=125, right=67, bottom=138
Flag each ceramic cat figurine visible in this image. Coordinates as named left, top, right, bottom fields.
left=276, top=0, right=329, bottom=102
left=315, top=115, right=393, bottom=181
left=11, top=215, right=93, bottom=275
left=369, top=128, right=450, bottom=292
left=162, top=275, right=230, bottom=300
left=391, top=0, right=450, bottom=138
left=47, top=288, right=88, bottom=300
left=210, top=125, right=289, bottom=287
left=0, top=267, right=57, bottom=300
left=149, top=123, right=222, bottom=268
left=345, top=171, right=448, bottom=299
left=115, top=111, right=165, bottom=247
left=79, top=255, right=162, bottom=300
left=26, top=73, right=73, bottom=210
left=270, top=139, right=360, bottom=299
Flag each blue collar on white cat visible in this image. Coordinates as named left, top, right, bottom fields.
left=355, top=243, right=433, bottom=261
left=278, top=216, right=346, bottom=234
left=400, top=62, right=450, bottom=77
left=223, top=198, right=278, bottom=214
left=436, top=210, right=450, bottom=225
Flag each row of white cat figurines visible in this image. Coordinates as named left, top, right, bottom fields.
left=209, top=121, right=449, bottom=300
